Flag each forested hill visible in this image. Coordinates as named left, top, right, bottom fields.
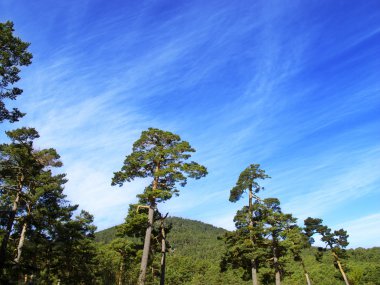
left=96, top=217, right=380, bottom=285
left=96, top=216, right=228, bottom=257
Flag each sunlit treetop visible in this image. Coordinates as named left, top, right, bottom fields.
left=229, top=164, right=270, bottom=203
left=112, top=128, right=207, bottom=203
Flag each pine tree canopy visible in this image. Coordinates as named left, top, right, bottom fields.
left=0, top=21, right=32, bottom=123
left=229, top=164, right=270, bottom=202
left=112, top=128, right=207, bottom=203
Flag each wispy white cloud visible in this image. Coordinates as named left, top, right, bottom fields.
left=281, top=146, right=380, bottom=220
left=334, top=213, right=380, bottom=248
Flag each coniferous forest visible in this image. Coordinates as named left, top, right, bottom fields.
left=1, top=20, right=379, bottom=285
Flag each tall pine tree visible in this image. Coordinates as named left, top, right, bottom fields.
left=112, top=128, right=207, bottom=285
left=228, top=164, right=270, bottom=285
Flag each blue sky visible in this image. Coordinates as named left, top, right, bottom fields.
left=1, top=0, right=379, bottom=248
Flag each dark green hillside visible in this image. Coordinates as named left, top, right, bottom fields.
left=163, top=217, right=227, bottom=257
left=95, top=225, right=118, bottom=243
left=95, top=217, right=227, bottom=247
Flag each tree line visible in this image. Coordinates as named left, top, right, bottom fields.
left=0, top=20, right=370, bottom=285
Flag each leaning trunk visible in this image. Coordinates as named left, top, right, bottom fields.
left=301, top=259, right=311, bottom=285
left=160, top=225, right=166, bottom=285
left=332, top=252, right=350, bottom=285
left=305, top=273, right=312, bottom=285
left=0, top=184, right=22, bottom=270
left=138, top=162, right=160, bottom=285
left=138, top=202, right=155, bottom=285
left=14, top=221, right=27, bottom=264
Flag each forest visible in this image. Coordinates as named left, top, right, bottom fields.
left=1, top=20, right=379, bottom=285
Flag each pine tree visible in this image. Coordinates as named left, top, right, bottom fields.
left=0, top=128, right=42, bottom=272
left=228, top=164, right=270, bottom=285
left=13, top=149, right=63, bottom=266
left=112, top=128, right=207, bottom=285
left=0, top=21, right=32, bottom=123
left=0, top=127, right=99, bottom=283
left=304, top=217, right=350, bottom=285
left=260, top=198, right=297, bottom=285
left=220, top=204, right=267, bottom=283
left=110, top=237, right=137, bottom=285
left=284, top=226, right=312, bottom=285
left=51, top=210, right=98, bottom=284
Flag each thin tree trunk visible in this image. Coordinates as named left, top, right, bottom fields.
left=248, top=186, right=259, bottom=285
left=160, top=224, right=166, bottom=285
left=301, top=259, right=311, bottom=285
left=138, top=164, right=159, bottom=285
left=0, top=180, right=22, bottom=270
left=14, top=221, right=27, bottom=264
left=273, top=247, right=281, bottom=285
left=251, top=259, right=258, bottom=285
left=305, top=273, right=312, bottom=285
left=118, top=260, right=124, bottom=285
left=332, top=252, right=350, bottom=285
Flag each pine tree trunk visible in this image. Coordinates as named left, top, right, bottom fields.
left=160, top=225, right=166, bottom=285
left=332, top=252, right=350, bottom=285
left=305, top=273, right=312, bottom=285
left=0, top=184, right=22, bottom=270
left=138, top=163, right=160, bottom=285
left=138, top=202, right=155, bottom=285
left=273, top=249, right=281, bottom=285
left=301, top=259, right=311, bottom=285
left=118, top=260, right=124, bottom=285
left=248, top=186, right=259, bottom=285
left=251, top=259, right=258, bottom=285
left=14, top=221, right=27, bottom=264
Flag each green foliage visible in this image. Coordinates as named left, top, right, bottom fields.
left=112, top=128, right=207, bottom=283
left=229, top=164, right=269, bottom=202
left=117, top=203, right=150, bottom=239
left=0, top=21, right=33, bottom=123
left=223, top=197, right=299, bottom=284
left=162, top=217, right=250, bottom=284
left=259, top=199, right=297, bottom=277
left=95, top=226, right=118, bottom=243
left=220, top=205, right=267, bottom=279
left=109, top=237, right=139, bottom=284
left=0, top=127, right=63, bottom=274
left=0, top=128, right=100, bottom=284
left=112, top=128, right=207, bottom=203
left=223, top=164, right=271, bottom=284
left=304, top=217, right=349, bottom=257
